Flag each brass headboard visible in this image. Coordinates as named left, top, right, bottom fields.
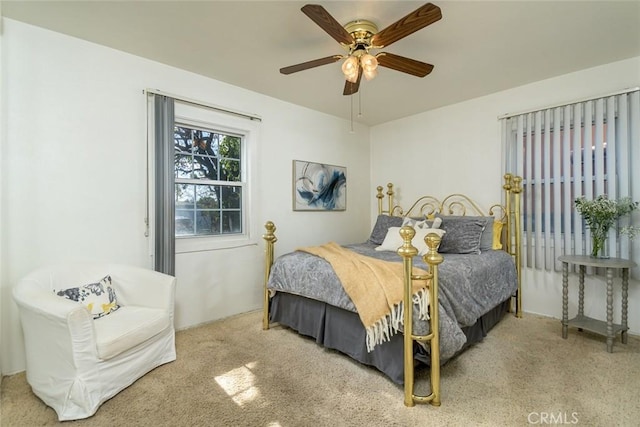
left=377, top=183, right=510, bottom=221
left=375, top=174, right=523, bottom=313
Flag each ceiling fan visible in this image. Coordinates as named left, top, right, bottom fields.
left=280, top=3, right=442, bottom=96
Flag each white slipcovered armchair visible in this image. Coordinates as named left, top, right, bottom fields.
left=13, top=262, right=177, bottom=421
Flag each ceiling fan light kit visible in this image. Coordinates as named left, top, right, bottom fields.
left=359, top=53, right=379, bottom=81
left=341, top=55, right=360, bottom=83
left=281, top=3, right=442, bottom=95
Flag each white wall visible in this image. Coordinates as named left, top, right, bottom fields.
left=0, top=19, right=371, bottom=374
left=371, top=56, right=640, bottom=335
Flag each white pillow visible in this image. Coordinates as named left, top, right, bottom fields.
left=375, top=226, right=403, bottom=252
left=431, top=217, right=443, bottom=229
left=375, top=226, right=445, bottom=255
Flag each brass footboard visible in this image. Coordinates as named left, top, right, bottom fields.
left=261, top=222, right=444, bottom=407
left=397, top=227, right=443, bottom=406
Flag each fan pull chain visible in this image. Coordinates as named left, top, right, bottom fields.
left=358, top=89, right=363, bottom=118
left=349, top=94, right=355, bottom=133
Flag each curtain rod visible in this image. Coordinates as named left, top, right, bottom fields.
left=497, top=86, right=640, bottom=120
left=144, top=88, right=262, bottom=122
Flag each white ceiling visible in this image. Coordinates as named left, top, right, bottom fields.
left=3, top=1, right=640, bottom=125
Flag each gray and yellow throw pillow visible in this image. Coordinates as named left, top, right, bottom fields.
left=55, top=275, right=120, bottom=319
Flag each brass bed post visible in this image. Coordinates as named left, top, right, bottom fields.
left=376, top=186, right=384, bottom=215
left=503, top=174, right=513, bottom=257
left=503, top=174, right=514, bottom=315
left=387, top=183, right=395, bottom=216
left=512, top=176, right=523, bottom=318
left=503, top=174, right=523, bottom=318
left=398, top=226, right=443, bottom=407
left=262, top=221, right=277, bottom=330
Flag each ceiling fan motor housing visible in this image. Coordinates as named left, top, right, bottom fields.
left=344, top=19, right=378, bottom=54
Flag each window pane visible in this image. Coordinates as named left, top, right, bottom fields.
left=222, top=211, right=241, bottom=233
left=196, top=185, right=219, bottom=209
left=220, top=136, right=240, bottom=159
left=175, top=210, right=195, bottom=236
left=220, top=136, right=241, bottom=182
left=221, top=186, right=242, bottom=209
left=193, top=155, right=218, bottom=180
left=175, top=184, right=195, bottom=208
left=175, top=184, right=195, bottom=236
left=174, top=153, right=193, bottom=179
left=196, top=211, right=219, bottom=235
left=174, top=126, right=192, bottom=151
left=193, top=130, right=219, bottom=156
left=220, top=159, right=241, bottom=181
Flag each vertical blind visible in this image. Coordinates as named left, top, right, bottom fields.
left=502, top=89, right=640, bottom=272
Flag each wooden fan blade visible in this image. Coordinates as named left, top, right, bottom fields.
left=370, top=3, right=442, bottom=48
left=301, top=4, right=354, bottom=45
left=377, top=52, right=434, bottom=77
left=280, top=55, right=342, bottom=75
left=343, top=66, right=362, bottom=95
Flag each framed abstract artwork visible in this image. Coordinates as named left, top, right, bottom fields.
left=293, top=160, right=346, bottom=211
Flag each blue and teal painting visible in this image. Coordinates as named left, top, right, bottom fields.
left=294, top=161, right=346, bottom=211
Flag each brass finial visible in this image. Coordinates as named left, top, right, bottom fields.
left=397, top=226, right=418, bottom=258
left=263, top=221, right=277, bottom=243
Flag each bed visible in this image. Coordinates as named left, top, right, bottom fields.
left=262, top=174, right=523, bottom=407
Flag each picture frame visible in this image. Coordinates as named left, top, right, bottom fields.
left=293, top=160, right=347, bottom=211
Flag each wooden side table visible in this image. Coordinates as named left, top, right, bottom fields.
left=558, top=255, right=637, bottom=352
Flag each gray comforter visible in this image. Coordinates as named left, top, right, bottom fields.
left=267, top=242, right=517, bottom=360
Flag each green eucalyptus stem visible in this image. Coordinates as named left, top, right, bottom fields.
left=591, top=232, right=607, bottom=258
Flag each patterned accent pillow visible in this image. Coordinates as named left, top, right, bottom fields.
left=402, top=216, right=442, bottom=230
left=55, top=275, right=120, bottom=319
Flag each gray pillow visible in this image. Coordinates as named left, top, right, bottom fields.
left=437, top=215, right=491, bottom=254
left=369, top=215, right=403, bottom=245
left=479, top=220, right=494, bottom=252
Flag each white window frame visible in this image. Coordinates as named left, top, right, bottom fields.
left=173, top=101, right=259, bottom=253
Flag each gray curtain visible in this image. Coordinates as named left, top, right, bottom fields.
left=152, top=95, right=175, bottom=276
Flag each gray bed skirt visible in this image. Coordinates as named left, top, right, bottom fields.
left=270, top=292, right=510, bottom=384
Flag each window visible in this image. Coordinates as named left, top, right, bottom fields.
left=502, top=90, right=639, bottom=271
left=171, top=100, right=259, bottom=253
left=174, top=125, right=244, bottom=237
left=148, top=93, right=260, bottom=271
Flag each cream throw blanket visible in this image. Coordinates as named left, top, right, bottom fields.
left=298, top=242, right=430, bottom=351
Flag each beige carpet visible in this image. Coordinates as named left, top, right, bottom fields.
left=2, top=310, right=639, bottom=426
